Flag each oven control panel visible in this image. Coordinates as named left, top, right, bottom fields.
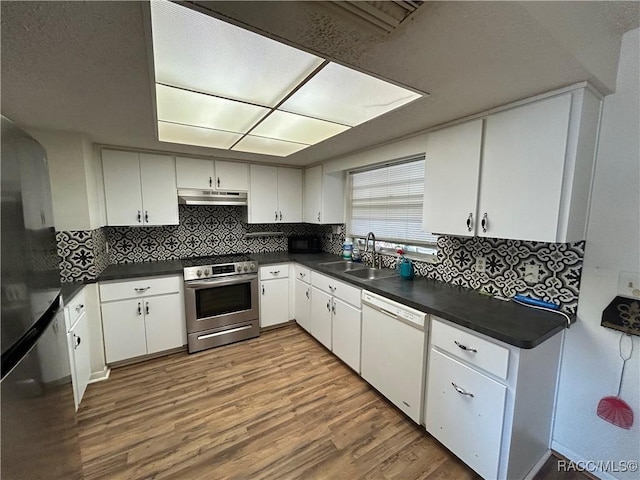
left=184, top=261, right=257, bottom=281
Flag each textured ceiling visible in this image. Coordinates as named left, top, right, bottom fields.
left=1, top=1, right=638, bottom=167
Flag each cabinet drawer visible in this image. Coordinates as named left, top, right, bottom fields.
left=259, top=264, right=289, bottom=280
left=431, top=317, right=509, bottom=380
left=311, top=272, right=361, bottom=308
left=426, top=349, right=506, bottom=480
left=293, top=264, right=311, bottom=283
left=64, top=288, right=86, bottom=330
left=99, top=275, right=182, bottom=302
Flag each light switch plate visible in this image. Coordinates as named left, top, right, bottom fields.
left=618, top=271, right=640, bottom=299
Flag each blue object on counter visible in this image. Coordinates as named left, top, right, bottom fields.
left=513, top=294, right=559, bottom=310
left=400, top=257, right=414, bottom=280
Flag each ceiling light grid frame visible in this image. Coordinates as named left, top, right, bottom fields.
left=148, top=0, right=425, bottom=157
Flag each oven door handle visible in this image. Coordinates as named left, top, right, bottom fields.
left=184, top=274, right=258, bottom=289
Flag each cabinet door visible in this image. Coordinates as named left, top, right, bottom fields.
left=331, top=298, right=361, bottom=373
left=310, top=287, right=332, bottom=349
left=102, top=150, right=143, bottom=226
left=425, top=349, right=506, bottom=480
left=144, top=293, right=186, bottom=354
left=277, top=167, right=303, bottom=222
left=70, top=313, right=91, bottom=407
left=215, top=161, right=248, bottom=191
left=479, top=94, right=572, bottom=242
left=101, top=299, right=147, bottom=363
left=260, top=278, right=290, bottom=328
left=249, top=164, right=278, bottom=223
left=423, top=120, right=483, bottom=237
left=304, top=165, right=322, bottom=223
left=294, top=279, right=311, bottom=333
left=176, top=157, right=214, bottom=189
left=139, top=153, right=179, bottom=226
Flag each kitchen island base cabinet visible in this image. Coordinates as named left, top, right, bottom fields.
left=99, top=275, right=186, bottom=364
left=425, top=317, right=563, bottom=480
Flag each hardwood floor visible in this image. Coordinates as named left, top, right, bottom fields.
left=77, top=324, right=585, bottom=480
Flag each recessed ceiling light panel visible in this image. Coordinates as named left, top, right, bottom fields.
left=156, top=84, right=269, bottom=133
left=250, top=110, right=350, bottom=145
left=150, top=0, right=324, bottom=107
left=232, top=135, right=309, bottom=157
left=158, top=121, right=242, bottom=150
left=280, top=62, right=422, bottom=126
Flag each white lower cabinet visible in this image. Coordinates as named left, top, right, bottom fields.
left=64, top=288, right=91, bottom=410
left=308, top=271, right=362, bottom=373
left=426, top=349, right=506, bottom=479
left=99, top=275, right=186, bottom=364
left=259, top=264, right=290, bottom=328
left=425, top=316, right=563, bottom=480
left=294, top=266, right=311, bottom=333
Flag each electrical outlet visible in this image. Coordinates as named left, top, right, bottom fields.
left=524, top=264, right=541, bottom=284
left=475, top=256, right=486, bottom=273
left=618, top=271, right=640, bottom=299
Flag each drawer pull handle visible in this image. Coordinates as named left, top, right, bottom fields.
left=134, top=287, right=150, bottom=293
left=145, top=302, right=149, bottom=315
left=466, top=213, right=473, bottom=232
left=137, top=302, right=142, bottom=315
left=74, top=334, right=81, bottom=349
left=332, top=302, right=336, bottom=314
left=452, top=382, right=474, bottom=398
left=270, top=270, right=280, bottom=275
left=305, top=289, right=310, bottom=299
left=329, top=285, right=336, bottom=293
left=380, top=307, right=398, bottom=319
left=481, top=212, right=488, bottom=233
left=299, top=272, right=306, bottom=278
left=455, top=340, right=477, bottom=353
left=75, top=304, right=84, bottom=313
left=198, top=325, right=252, bottom=340
left=326, top=301, right=331, bottom=311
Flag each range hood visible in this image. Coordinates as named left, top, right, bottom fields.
left=177, top=189, right=248, bottom=206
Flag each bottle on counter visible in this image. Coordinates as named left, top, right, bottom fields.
left=395, top=249, right=404, bottom=274
left=342, top=238, right=353, bottom=260
left=352, top=242, right=361, bottom=262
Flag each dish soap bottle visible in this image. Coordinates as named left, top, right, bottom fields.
left=352, top=242, right=361, bottom=262
left=342, top=238, right=353, bottom=260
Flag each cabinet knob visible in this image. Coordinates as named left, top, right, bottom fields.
left=466, top=213, right=473, bottom=232
left=452, top=382, right=474, bottom=398
left=454, top=340, right=477, bottom=353
left=481, top=212, right=488, bottom=233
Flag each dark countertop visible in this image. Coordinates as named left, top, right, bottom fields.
left=94, top=252, right=570, bottom=349
left=61, top=281, right=90, bottom=304
left=98, top=260, right=184, bottom=281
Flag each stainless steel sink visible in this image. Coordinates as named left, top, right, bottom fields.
left=344, top=267, right=397, bottom=281
left=318, top=260, right=368, bottom=272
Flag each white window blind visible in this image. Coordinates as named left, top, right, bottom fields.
left=349, top=156, right=438, bottom=245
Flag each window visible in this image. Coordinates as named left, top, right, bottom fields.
left=348, top=156, right=438, bottom=258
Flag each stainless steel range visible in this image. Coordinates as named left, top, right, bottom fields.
left=183, top=255, right=259, bottom=353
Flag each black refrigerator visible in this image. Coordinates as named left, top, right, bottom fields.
left=1, top=116, right=83, bottom=479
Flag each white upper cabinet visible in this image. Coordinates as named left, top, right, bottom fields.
left=423, top=119, right=483, bottom=237
left=422, top=87, right=601, bottom=243
left=176, top=157, right=248, bottom=191
left=102, top=150, right=178, bottom=226
left=303, top=164, right=344, bottom=224
left=176, top=157, right=213, bottom=189
left=247, top=164, right=302, bottom=223
left=215, top=160, right=249, bottom=191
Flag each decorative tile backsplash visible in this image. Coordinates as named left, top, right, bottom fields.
left=56, top=228, right=109, bottom=282
left=105, top=205, right=340, bottom=264
left=361, top=236, right=585, bottom=313
left=55, top=205, right=584, bottom=314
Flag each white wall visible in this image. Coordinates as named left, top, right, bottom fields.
left=552, top=28, right=639, bottom=480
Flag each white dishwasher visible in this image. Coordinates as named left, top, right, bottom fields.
left=361, top=290, right=428, bottom=423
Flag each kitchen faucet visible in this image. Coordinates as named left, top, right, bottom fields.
left=365, top=232, right=381, bottom=269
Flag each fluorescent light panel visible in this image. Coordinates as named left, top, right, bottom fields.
left=150, top=0, right=423, bottom=156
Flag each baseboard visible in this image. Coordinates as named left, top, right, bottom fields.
left=88, top=366, right=111, bottom=383
left=551, top=442, right=617, bottom=480
left=523, top=450, right=552, bottom=480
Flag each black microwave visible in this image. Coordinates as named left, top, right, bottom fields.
left=288, top=235, right=321, bottom=253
